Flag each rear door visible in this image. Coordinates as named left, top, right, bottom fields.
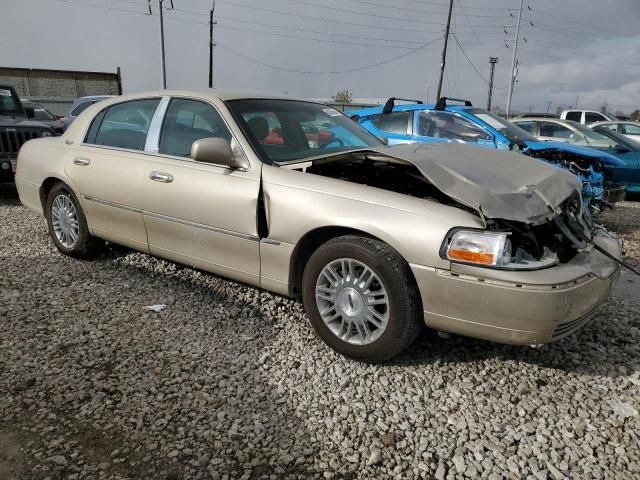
left=66, top=98, right=161, bottom=251
left=141, top=96, right=261, bottom=285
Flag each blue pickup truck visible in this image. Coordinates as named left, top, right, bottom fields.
left=347, top=97, right=626, bottom=212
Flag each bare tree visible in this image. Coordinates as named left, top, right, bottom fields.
left=331, top=89, right=353, bottom=104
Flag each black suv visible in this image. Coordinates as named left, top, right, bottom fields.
left=1, top=85, right=54, bottom=182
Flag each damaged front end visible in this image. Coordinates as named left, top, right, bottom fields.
left=520, top=144, right=626, bottom=214
left=297, top=143, right=623, bottom=275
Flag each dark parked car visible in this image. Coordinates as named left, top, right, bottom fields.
left=22, top=101, right=65, bottom=134
left=0, top=85, right=54, bottom=182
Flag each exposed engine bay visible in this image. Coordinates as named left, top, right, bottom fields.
left=523, top=148, right=605, bottom=209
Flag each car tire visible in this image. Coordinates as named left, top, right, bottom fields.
left=45, top=183, right=102, bottom=258
left=302, top=235, right=423, bottom=363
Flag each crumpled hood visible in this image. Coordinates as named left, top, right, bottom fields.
left=525, top=140, right=625, bottom=167
left=373, top=143, right=582, bottom=225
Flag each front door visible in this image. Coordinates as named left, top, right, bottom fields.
left=65, top=98, right=161, bottom=251
left=412, top=110, right=496, bottom=148
left=141, top=97, right=261, bottom=286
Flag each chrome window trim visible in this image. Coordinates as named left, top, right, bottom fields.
left=145, top=96, right=171, bottom=153
left=81, top=96, right=163, bottom=151
left=154, top=96, right=252, bottom=169
left=83, top=195, right=260, bottom=242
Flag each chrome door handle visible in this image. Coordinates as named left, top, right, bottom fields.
left=73, top=157, right=90, bottom=166
left=149, top=171, right=174, bottom=183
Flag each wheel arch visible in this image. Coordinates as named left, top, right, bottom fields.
left=288, top=226, right=421, bottom=305
left=39, top=177, right=67, bottom=211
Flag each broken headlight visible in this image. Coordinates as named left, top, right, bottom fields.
left=441, top=229, right=559, bottom=270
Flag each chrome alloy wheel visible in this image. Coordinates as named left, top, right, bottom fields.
left=315, top=258, right=389, bottom=345
left=51, top=194, right=79, bottom=248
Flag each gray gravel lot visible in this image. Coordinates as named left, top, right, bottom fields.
left=1, top=184, right=639, bottom=480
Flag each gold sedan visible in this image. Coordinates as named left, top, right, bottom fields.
left=15, top=91, right=622, bottom=362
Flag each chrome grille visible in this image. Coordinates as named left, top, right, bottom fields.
left=0, top=129, right=41, bottom=156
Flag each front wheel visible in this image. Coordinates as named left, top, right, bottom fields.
left=45, top=183, right=102, bottom=258
left=302, top=235, right=422, bottom=363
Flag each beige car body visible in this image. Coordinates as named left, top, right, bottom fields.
left=15, top=90, right=621, bottom=346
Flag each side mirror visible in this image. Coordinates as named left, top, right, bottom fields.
left=24, top=106, right=35, bottom=118
left=615, top=146, right=630, bottom=154
left=191, top=138, right=249, bottom=169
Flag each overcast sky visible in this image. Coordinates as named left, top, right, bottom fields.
left=2, top=0, right=639, bottom=113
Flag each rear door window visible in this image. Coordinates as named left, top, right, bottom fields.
left=623, top=124, right=640, bottom=135
left=514, top=121, right=537, bottom=135
left=564, top=111, right=581, bottom=122
left=585, top=112, right=606, bottom=124
left=159, top=98, right=232, bottom=158
left=539, top=122, right=574, bottom=140
left=371, top=111, right=412, bottom=135
left=88, top=99, right=160, bottom=151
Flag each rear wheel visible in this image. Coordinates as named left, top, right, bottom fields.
left=45, top=183, right=101, bottom=258
left=302, top=235, right=422, bottom=363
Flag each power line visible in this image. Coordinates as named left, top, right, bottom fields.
left=215, top=24, right=427, bottom=49
left=451, top=33, right=489, bottom=86
left=528, top=6, right=619, bottom=36
left=56, top=0, right=150, bottom=16
left=217, top=35, right=444, bottom=75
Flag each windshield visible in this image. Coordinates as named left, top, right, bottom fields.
left=593, top=126, right=640, bottom=151
left=466, top=108, right=537, bottom=143
left=29, top=104, right=56, bottom=121
left=226, top=99, right=382, bottom=164
left=571, top=122, right=619, bottom=147
left=0, top=87, right=24, bottom=116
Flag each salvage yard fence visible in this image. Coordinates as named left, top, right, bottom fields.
left=0, top=66, right=122, bottom=116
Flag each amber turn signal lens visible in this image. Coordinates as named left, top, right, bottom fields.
left=447, top=249, right=495, bottom=265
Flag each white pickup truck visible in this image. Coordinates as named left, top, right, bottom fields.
left=560, top=109, right=618, bottom=125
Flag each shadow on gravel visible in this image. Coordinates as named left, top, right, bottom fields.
left=0, top=183, right=20, bottom=205
left=391, top=297, right=639, bottom=379
left=1, top=251, right=318, bottom=479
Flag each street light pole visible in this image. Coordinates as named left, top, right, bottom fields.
left=487, top=57, right=498, bottom=111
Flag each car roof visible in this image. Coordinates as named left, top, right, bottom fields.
left=514, top=117, right=581, bottom=127
left=72, top=90, right=323, bottom=105
left=349, top=103, right=473, bottom=117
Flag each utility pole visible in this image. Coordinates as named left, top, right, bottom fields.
left=487, top=57, right=498, bottom=111
left=505, top=0, right=524, bottom=118
left=158, top=0, right=167, bottom=89
left=546, top=100, right=552, bottom=113
left=436, top=0, right=454, bottom=100
left=426, top=83, right=430, bottom=104
left=209, top=1, right=216, bottom=88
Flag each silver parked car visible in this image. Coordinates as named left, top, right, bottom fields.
left=63, top=95, right=113, bottom=131
left=15, top=91, right=622, bottom=362
left=589, top=121, right=640, bottom=142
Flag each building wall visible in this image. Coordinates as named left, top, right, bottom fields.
left=0, top=67, right=121, bottom=115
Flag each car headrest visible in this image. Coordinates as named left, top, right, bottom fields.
left=247, top=116, right=270, bottom=141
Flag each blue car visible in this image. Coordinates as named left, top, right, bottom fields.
left=348, top=97, right=626, bottom=211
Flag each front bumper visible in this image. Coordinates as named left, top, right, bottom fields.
left=411, top=231, right=621, bottom=345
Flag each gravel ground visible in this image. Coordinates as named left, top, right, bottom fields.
left=1, top=184, right=639, bottom=480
